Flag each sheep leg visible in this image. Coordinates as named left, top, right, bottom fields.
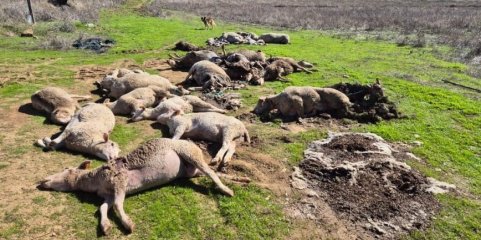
left=211, top=129, right=235, bottom=165
left=99, top=198, right=113, bottom=235
left=177, top=69, right=194, bottom=86
left=47, top=116, right=79, bottom=149
left=69, top=94, right=92, bottom=102
left=277, top=71, right=290, bottom=82
left=190, top=100, right=226, bottom=113
left=186, top=157, right=234, bottom=197
left=104, top=101, right=120, bottom=114
left=113, top=191, right=135, bottom=233
left=48, top=131, right=69, bottom=150
left=171, top=125, right=187, bottom=140
left=291, top=96, right=305, bottom=119
left=218, top=142, right=236, bottom=170
left=211, top=140, right=231, bottom=166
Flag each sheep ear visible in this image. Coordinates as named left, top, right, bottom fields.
left=78, top=160, right=92, bottom=170
left=103, top=133, right=109, bottom=142
left=375, top=78, right=381, bottom=85
left=173, top=109, right=183, bottom=116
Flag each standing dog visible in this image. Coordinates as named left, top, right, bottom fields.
left=201, top=16, right=216, bottom=29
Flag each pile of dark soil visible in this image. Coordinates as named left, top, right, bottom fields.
left=72, top=37, right=115, bottom=53
left=297, top=132, right=445, bottom=238
left=330, top=81, right=402, bottom=123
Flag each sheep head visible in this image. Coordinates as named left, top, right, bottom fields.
left=38, top=160, right=92, bottom=191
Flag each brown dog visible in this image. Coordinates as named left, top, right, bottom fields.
left=201, top=16, right=216, bottom=29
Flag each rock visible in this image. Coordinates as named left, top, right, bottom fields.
left=85, top=23, right=95, bottom=28
left=306, top=189, right=319, bottom=198
left=290, top=166, right=308, bottom=190
left=405, top=152, right=421, bottom=161
left=425, top=177, right=456, bottom=194
left=414, top=134, right=420, bottom=138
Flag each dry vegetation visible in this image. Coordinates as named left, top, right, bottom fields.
left=150, top=0, right=481, bottom=59
left=0, top=0, right=125, bottom=23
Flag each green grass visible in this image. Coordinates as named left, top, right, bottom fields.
left=0, top=1, right=480, bottom=239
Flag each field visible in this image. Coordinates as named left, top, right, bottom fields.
left=0, top=0, right=480, bottom=239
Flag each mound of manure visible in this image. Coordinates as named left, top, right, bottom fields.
left=296, top=132, right=454, bottom=238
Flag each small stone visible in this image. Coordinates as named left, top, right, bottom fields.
left=306, top=190, right=319, bottom=198
left=414, top=134, right=420, bottom=138
left=405, top=152, right=421, bottom=161
left=85, top=23, right=95, bottom=28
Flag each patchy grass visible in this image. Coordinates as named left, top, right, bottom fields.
left=0, top=1, right=480, bottom=239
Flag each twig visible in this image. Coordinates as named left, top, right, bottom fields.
left=442, top=79, right=481, bottom=93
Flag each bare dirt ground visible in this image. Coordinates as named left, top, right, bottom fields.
left=0, top=101, right=80, bottom=238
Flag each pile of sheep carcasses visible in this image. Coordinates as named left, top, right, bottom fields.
left=167, top=45, right=315, bottom=92
left=29, top=35, right=397, bottom=235
left=32, top=66, right=254, bottom=235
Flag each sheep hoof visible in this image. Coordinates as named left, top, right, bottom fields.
left=209, top=158, right=220, bottom=166
left=101, top=221, right=112, bottom=235
left=124, top=219, right=135, bottom=234
left=35, top=139, right=46, bottom=148
left=221, top=187, right=234, bottom=197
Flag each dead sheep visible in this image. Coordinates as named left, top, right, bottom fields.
left=253, top=86, right=352, bottom=120
left=220, top=49, right=265, bottom=84
left=182, top=60, right=231, bottom=91
left=259, top=33, right=290, bottom=44
left=268, top=57, right=313, bottom=71
left=236, top=31, right=259, bottom=40
left=224, top=59, right=265, bottom=85
left=221, top=32, right=245, bottom=44
left=157, top=111, right=250, bottom=169
left=104, top=86, right=173, bottom=116
left=130, top=95, right=226, bottom=122
left=36, top=103, right=120, bottom=161
left=31, top=87, right=91, bottom=125
left=173, top=41, right=201, bottom=51
left=39, top=138, right=233, bottom=235
left=264, top=59, right=312, bottom=81
left=98, top=68, right=143, bottom=91
left=167, top=50, right=219, bottom=70
left=234, top=49, right=266, bottom=62
left=99, top=69, right=189, bottom=99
